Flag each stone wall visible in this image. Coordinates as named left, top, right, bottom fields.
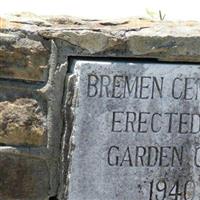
left=1, top=13, right=200, bottom=199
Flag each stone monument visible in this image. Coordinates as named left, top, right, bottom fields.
left=66, top=60, right=200, bottom=200
left=1, top=13, right=200, bottom=200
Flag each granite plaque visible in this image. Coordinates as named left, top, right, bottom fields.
left=67, top=60, right=200, bottom=200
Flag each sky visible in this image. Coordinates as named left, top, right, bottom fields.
left=0, top=0, right=200, bottom=21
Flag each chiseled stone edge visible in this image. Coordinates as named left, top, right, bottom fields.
left=58, top=73, right=78, bottom=200
left=37, top=40, right=68, bottom=197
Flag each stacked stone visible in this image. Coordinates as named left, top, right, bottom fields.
left=1, top=13, right=200, bottom=200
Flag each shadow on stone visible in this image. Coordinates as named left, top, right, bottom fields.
left=49, top=196, right=58, bottom=200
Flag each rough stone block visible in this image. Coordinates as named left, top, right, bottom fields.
left=0, top=153, right=49, bottom=200
left=0, top=98, right=46, bottom=146
left=0, top=32, right=49, bottom=81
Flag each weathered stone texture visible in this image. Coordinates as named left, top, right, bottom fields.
left=66, top=61, right=200, bottom=200
left=1, top=13, right=200, bottom=67
left=0, top=98, right=46, bottom=146
left=1, top=13, right=200, bottom=200
left=0, top=154, right=49, bottom=200
left=0, top=32, right=50, bottom=81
